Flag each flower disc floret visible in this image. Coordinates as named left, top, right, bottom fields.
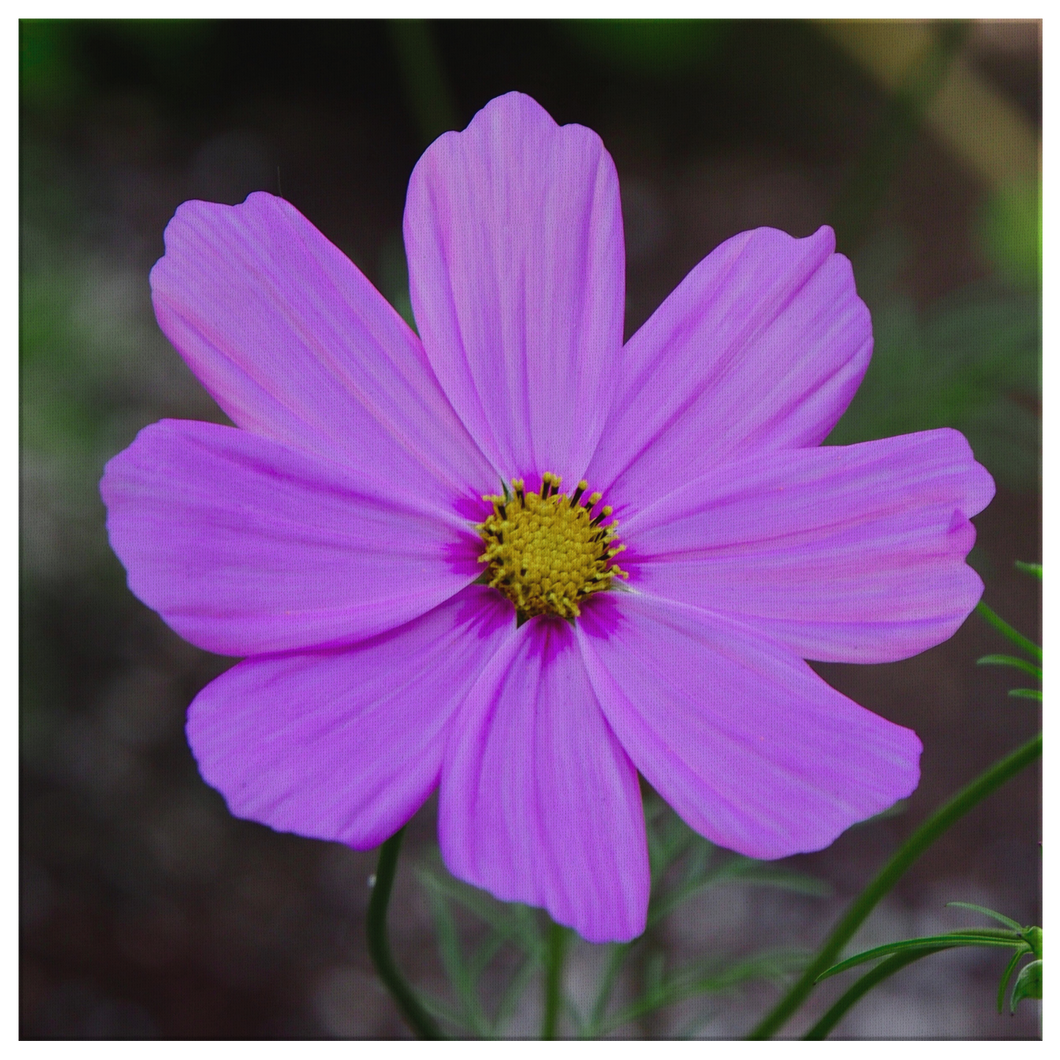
left=477, top=473, right=628, bottom=621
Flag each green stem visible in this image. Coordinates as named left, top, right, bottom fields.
left=366, top=827, right=445, bottom=1040
left=583, top=942, right=631, bottom=1037
left=542, top=919, right=568, bottom=1039
left=802, top=947, right=948, bottom=1039
left=976, top=601, right=1042, bottom=663
left=747, top=730, right=1041, bottom=1039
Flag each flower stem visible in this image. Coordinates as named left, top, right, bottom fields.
left=542, top=919, right=568, bottom=1039
left=366, top=827, right=445, bottom=1040
left=801, top=947, right=948, bottom=1039
left=746, top=730, right=1042, bottom=1039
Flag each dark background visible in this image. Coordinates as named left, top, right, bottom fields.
left=20, top=19, right=1041, bottom=1039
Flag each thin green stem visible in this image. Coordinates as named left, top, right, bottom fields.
left=802, top=947, right=948, bottom=1039
left=976, top=601, right=1042, bottom=663
left=542, top=919, right=568, bottom=1039
left=583, top=942, right=631, bottom=1037
left=747, top=731, right=1041, bottom=1039
left=1013, top=561, right=1041, bottom=580
left=366, top=827, right=445, bottom=1040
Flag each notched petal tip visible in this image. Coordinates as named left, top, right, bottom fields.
left=940, top=427, right=997, bottom=519
left=579, top=596, right=927, bottom=864
left=404, top=88, right=624, bottom=482
left=624, top=425, right=998, bottom=664
left=101, top=419, right=476, bottom=657
left=185, top=587, right=512, bottom=851
left=151, top=191, right=285, bottom=278
left=439, top=619, right=650, bottom=944
left=146, top=184, right=494, bottom=496
left=588, top=219, right=873, bottom=500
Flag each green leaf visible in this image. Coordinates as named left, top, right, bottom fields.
left=598, top=949, right=808, bottom=1037
left=816, top=931, right=1026, bottom=981
left=491, top=952, right=537, bottom=1037
left=418, top=857, right=576, bottom=1038
left=647, top=855, right=829, bottom=929
left=1010, top=959, right=1042, bottom=1011
left=642, top=803, right=829, bottom=933
left=1014, top=561, right=1042, bottom=580
left=749, top=731, right=1042, bottom=1041
left=1009, top=688, right=1043, bottom=701
left=976, top=655, right=1042, bottom=679
left=417, top=865, right=545, bottom=962
left=418, top=993, right=470, bottom=1036
left=581, top=942, right=634, bottom=1038
left=424, top=888, right=490, bottom=1038
left=976, top=602, right=1042, bottom=664
left=803, top=947, right=950, bottom=1039
left=945, top=901, right=1023, bottom=932
left=997, top=949, right=1024, bottom=1014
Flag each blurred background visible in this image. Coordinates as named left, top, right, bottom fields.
left=20, top=19, right=1041, bottom=1039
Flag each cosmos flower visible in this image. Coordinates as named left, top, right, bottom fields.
left=101, top=93, right=994, bottom=943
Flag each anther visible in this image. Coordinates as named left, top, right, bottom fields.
left=476, top=473, right=627, bottom=621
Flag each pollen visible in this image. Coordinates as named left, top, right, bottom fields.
left=476, top=473, right=628, bottom=622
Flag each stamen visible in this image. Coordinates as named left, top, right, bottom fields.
left=476, top=473, right=627, bottom=622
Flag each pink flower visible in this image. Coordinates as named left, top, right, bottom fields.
left=101, top=93, right=994, bottom=943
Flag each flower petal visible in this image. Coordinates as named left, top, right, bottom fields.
left=623, top=429, right=995, bottom=663
left=101, top=420, right=479, bottom=656
left=404, top=92, right=625, bottom=483
left=150, top=191, right=494, bottom=498
left=186, top=587, right=513, bottom=849
left=579, top=594, right=922, bottom=861
left=586, top=226, right=871, bottom=506
left=440, top=617, right=648, bottom=943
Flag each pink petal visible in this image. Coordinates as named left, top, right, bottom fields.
left=439, top=617, right=648, bottom=943
left=150, top=191, right=494, bottom=498
left=404, top=93, right=625, bottom=484
left=578, top=594, right=922, bottom=861
left=586, top=226, right=872, bottom=506
left=623, top=429, right=995, bottom=663
left=101, top=420, right=480, bottom=656
left=186, top=587, right=513, bottom=849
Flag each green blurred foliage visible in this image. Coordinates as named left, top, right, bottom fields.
left=20, top=19, right=80, bottom=111
left=21, top=19, right=212, bottom=115
left=416, top=796, right=826, bottom=1038
left=979, top=179, right=1041, bottom=292
left=827, top=232, right=1040, bottom=491
left=561, top=19, right=731, bottom=76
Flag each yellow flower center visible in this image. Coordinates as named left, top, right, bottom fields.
left=476, top=473, right=628, bottom=622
